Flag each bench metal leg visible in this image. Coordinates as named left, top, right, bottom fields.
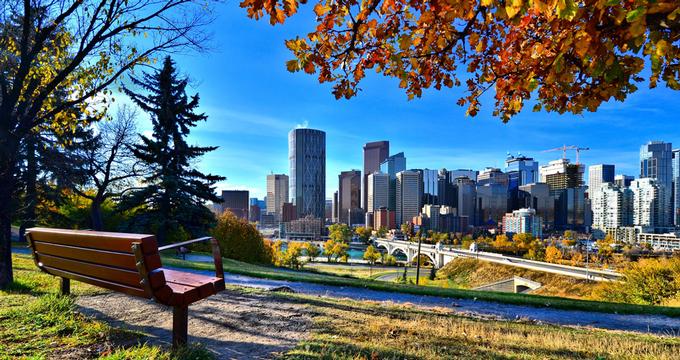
left=172, top=305, right=188, bottom=348
left=60, top=278, right=70, bottom=295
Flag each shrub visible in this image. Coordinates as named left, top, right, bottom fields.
left=595, top=257, right=680, bottom=305
left=209, top=211, right=270, bottom=264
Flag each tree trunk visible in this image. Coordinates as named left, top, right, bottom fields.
left=0, top=163, right=16, bottom=289
left=90, top=199, right=104, bottom=231
left=19, top=135, right=37, bottom=240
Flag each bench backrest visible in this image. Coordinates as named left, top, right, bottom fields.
left=25, top=227, right=167, bottom=299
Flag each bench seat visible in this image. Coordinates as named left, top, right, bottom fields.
left=155, top=269, right=225, bottom=306
left=25, top=227, right=225, bottom=348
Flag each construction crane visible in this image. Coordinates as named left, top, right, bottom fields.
left=542, top=145, right=590, bottom=164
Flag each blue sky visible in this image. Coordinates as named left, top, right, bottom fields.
left=126, top=3, right=680, bottom=199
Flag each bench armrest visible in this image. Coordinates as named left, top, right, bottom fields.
left=159, top=237, right=224, bottom=279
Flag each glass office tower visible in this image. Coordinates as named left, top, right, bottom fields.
left=289, top=128, right=326, bottom=219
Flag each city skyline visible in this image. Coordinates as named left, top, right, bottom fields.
left=116, top=4, right=680, bottom=200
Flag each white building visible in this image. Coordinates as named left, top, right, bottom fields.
left=502, top=208, right=543, bottom=238
left=631, top=178, right=669, bottom=228
left=637, top=232, right=680, bottom=251
left=591, top=183, right=633, bottom=234
left=367, top=172, right=389, bottom=213
left=396, top=170, right=421, bottom=225
left=266, top=174, right=289, bottom=220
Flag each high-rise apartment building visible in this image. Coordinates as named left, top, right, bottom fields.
left=289, top=128, right=326, bottom=219
left=588, top=164, right=615, bottom=193
left=362, top=141, right=389, bottom=210
left=380, top=152, right=406, bottom=210
left=266, top=174, right=289, bottom=220
left=673, top=149, right=680, bottom=225
left=502, top=208, right=543, bottom=238
left=631, top=178, right=669, bottom=228
left=367, top=172, right=389, bottom=213
left=640, top=141, right=673, bottom=225
left=591, top=183, right=633, bottom=232
left=338, top=170, right=361, bottom=224
left=396, top=170, right=421, bottom=225
left=221, top=190, right=250, bottom=219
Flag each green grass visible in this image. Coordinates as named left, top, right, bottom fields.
left=0, top=254, right=213, bottom=359
left=160, top=254, right=680, bottom=318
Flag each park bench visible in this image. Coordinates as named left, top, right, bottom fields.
left=25, top=227, right=225, bottom=348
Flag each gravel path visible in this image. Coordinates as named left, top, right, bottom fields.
left=76, top=289, right=312, bottom=359
left=211, top=271, right=680, bottom=336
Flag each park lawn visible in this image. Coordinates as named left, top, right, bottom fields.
left=0, top=254, right=212, bottom=360
left=159, top=254, right=680, bottom=318
left=274, top=291, right=680, bottom=360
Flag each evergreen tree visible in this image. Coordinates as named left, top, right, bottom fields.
left=122, top=57, right=224, bottom=243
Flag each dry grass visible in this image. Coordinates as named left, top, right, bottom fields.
left=280, top=293, right=680, bottom=360
left=437, top=258, right=600, bottom=299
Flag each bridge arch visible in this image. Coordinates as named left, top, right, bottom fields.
left=391, top=248, right=408, bottom=261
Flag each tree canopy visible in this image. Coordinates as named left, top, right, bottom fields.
left=241, top=0, right=680, bottom=121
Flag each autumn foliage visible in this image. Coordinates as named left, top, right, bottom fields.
left=240, top=0, right=680, bottom=120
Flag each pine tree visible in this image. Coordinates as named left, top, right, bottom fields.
left=122, top=57, right=224, bottom=243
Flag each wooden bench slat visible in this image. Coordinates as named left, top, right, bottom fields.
left=41, top=266, right=150, bottom=298
left=36, top=253, right=143, bottom=289
left=28, top=227, right=156, bottom=254
left=162, top=269, right=222, bottom=288
left=33, top=241, right=137, bottom=270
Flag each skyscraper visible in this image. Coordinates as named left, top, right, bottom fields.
left=289, top=128, right=326, bottom=219
left=380, top=152, right=406, bottom=210
left=367, top=172, right=389, bottom=213
left=266, top=174, right=289, bottom=220
left=518, top=183, right=554, bottom=227
left=414, top=168, right=439, bottom=206
left=221, top=190, right=250, bottom=219
left=588, top=164, right=615, bottom=193
left=456, top=176, right=477, bottom=225
left=505, top=153, right=538, bottom=187
left=338, top=170, right=361, bottom=224
left=396, top=170, right=421, bottom=225
left=437, top=168, right=457, bottom=208
left=640, top=141, right=673, bottom=224
left=673, top=149, right=680, bottom=225
left=363, top=141, right=389, bottom=210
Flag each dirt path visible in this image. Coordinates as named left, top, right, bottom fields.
left=76, top=289, right=312, bottom=359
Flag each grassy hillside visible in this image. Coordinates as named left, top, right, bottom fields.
left=4, top=254, right=680, bottom=359
left=436, top=258, right=600, bottom=299
left=160, top=253, right=680, bottom=317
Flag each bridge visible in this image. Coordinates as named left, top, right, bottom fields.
left=372, top=238, right=622, bottom=282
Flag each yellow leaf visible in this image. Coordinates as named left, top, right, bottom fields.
left=656, top=39, right=669, bottom=57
